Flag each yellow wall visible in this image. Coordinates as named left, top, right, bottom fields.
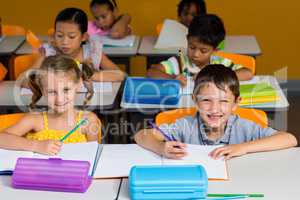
left=1, top=0, right=299, bottom=79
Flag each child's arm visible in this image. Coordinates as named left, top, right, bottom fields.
left=235, top=67, right=254, bottom=81
left=82, top=112, right=101, bottom=142
left=134, top=129, right=187, bottom=159
left=209, top=131, right=297, bottom=160
left=0, top=114, right=62, bottom=155
left=91, top=53, right=125, bottom=82
left=147, top=65, right=187, bottom=86
left=109, top=14, right=131, bottom=39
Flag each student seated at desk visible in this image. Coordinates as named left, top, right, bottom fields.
left=88, top=0, right=131, bottom=39
left=33, top=7, right=125, bottom=82
left=0, top=55, right=101, bottom=155
left=136, top=65, right=297, bottom=160
left=178, top=0, right=207, bottom=27
left=147, top=14, right=253, bottom=85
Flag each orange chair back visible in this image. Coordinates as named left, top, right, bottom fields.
left=213, top=51, right=256, bottom=74
left=26, top=30, right=42, bottom=49
left=47, top=28, right=55, bottom=37
left=156, top=107, right=268, bottom=128
left=0, top=63, right=7, bottom=81
left=2, top=25, right=26, bottom=36
left=156, top=23, right=163, bottom=35
left=0, top=113, right=25, bottom=132
left=13, top=54, right=39, bottom=80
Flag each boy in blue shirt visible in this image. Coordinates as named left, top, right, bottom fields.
left=135, top=64, right=297, bottom=160
left=147, top=14, right=254, bottom=85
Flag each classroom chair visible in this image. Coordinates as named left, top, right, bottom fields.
left=47, top=28, right=54, bottom=37
left=26, top=30, right=42, bottom=49
left=0, top=113, right=25, bottom=132
left=156, top=23, right=163, bottom=35
left=156, top=107, right=268, bottom=128
left=0, top=62, right=7, bottom=81
left=2, top=25, right=26, bottom=36
left=213, top=51, right=256, bottom=74
left=13, top=54, right=39, bottom=80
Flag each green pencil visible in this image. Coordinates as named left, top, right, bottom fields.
left=60, top=119, right=87, bottom=142
left=208, top=194, right=264, bottom=198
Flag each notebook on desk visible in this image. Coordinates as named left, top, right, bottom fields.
left=102, top=35, right=136, bottom=47
left=1, top=143, right=228, bottom=180
left=94, top=144, right=228, bottom=180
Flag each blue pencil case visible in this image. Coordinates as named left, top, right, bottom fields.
left=123, top=77, right=180, bottom=105
left=129, top=165, right=208, bottom=200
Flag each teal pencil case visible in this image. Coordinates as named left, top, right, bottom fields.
left=129, top=165, right=208, bottom=200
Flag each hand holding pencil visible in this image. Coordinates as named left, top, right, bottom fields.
left=148, top=121, right=187, bottom=159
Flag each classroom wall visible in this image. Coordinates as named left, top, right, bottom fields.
left=1, top=0, right=299, bottom=79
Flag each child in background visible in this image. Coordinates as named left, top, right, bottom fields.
left=178, top=0, right=207, bottom=27
left=147, top=14, right=253, bottom=85
left=88, top=0, right=131, bottom=39
left=136, top=65, right=297, bottom=160
left=0, top=55, right=101, bottom=155
left=34, top=7, right=124, bottom=82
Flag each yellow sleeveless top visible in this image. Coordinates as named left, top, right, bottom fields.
left=25, top=111, right=87, bottom=143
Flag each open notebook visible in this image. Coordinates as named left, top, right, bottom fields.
left=102, top=35, right=136, bottom=47
left=94, top=144, right=228, bottom=180
left=0, top=143, right=228, bottom=180
left=154, top=19, right=187, bottom=50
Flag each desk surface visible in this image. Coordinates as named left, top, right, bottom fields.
left=0, top=176, right=121, bottom=200
left=138, top=35, right=262, bottom=57
left=118, top=148, right=300, bottom=200
left=0, top=36, right=25, bottom=55
left=15, top=35, right=140, bottom=57
left=0, top=81, right=121, bottom=111
left=1, top=148, right=299, bottom=199
left=121, top=76, right=289, bottom=112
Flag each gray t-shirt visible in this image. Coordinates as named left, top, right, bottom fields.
left=159, top=114, right=277, bottom=145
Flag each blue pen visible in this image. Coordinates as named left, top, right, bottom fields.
left=148, top=121, right=173, bottom=141
left=148, top=121, right=182, bottom=150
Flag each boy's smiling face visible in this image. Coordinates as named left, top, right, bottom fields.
left=194, top=82, right=239, bottom=130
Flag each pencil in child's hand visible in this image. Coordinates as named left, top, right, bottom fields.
left=60, top=119, right=88, bottom=142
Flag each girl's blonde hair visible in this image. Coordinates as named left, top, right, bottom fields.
left=28, top=55, right=95, bottom=109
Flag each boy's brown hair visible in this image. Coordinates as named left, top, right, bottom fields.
left=193, top=64, right=240, bottom=100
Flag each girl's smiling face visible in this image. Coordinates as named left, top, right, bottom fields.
left=42, top=70, right=80, bottom=114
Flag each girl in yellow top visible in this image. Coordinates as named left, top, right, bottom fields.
left=0, top=55, right=101, bottom=155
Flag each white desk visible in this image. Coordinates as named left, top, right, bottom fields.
left=0, top=176, right=121, bottom=200
left=138, top=36, right=262, bottom=67
left=118, top=148, right=300, bottom=200
left=0, top=81, right=122, bottom=113
left=0, top=36, right=25, bottom=55
left=15, top=35, right=141, bottom=74
left=1, top=148, right=299, bottom=199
